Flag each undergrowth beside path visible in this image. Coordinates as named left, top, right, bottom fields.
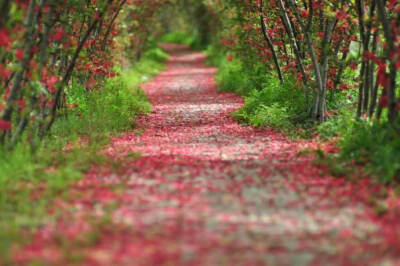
left=0, top=44, right=168, bottom=264
left=208, top=47, right=400, bottom=185
left=8, top=44, right=400, bottom=265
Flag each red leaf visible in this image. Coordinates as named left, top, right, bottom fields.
left=0, top=119, right=12, bottom=131
left=15, top=49, right=24, bottom=61
left=379, top=95, right=388, bottom=107
left=52, top=27, right=65, bottom=42
left=0, top=29, right=11, bottom=50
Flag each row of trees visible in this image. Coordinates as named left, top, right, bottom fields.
left=2, top=0, right=398, bottom=149
left=0, top=0, right=169, bottom=149
left=213, top=0, right=400, bottom=124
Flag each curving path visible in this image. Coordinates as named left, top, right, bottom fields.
left=13, top=44, right=400, bottom=265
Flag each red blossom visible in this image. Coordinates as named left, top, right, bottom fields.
left=16, top=99, right=26, bottom=108
left=379, top=95, right=388, bottom=107
left=52, top=27, right=65, bottom=42
left=0, top=64, right=12, bottom=80
left=301, top=10, right=308, bottom=18
left=0, top=119, right=11, bottom=130
left=0, top=29, right=11, bottom=49
left=15, top=49, right=24, bottom=61
left=42, top=75, right=59, bottom=93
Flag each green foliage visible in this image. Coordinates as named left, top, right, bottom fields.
left=339, top=121, right=400, bottom=184
left=52, top=45, right=167, bottom=141
left=243, top=103, right=292, bottom=129
left=137, top=41, right=170, bottom=63
left=215, top=58, right=273, bottom=96
left=0, top=44, right=167, bottom=262
left=215, top=59, right=253, bottom=95
left=158, top=31, right=209, bottom=49
left=54, top=80, right=149, bottom=140
left=158, top=32, right=196, bottom=45
left=213, top=56, right=306, bottom=132
left=317, top=107, right=400, bottom=184
left=317, top=109, right=354, bottom=139
left=0, top=139, right=106, bottom=263
left=204, top=45, right=226, bottom=66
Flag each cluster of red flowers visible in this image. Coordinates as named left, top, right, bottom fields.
left=0, top=0, right=167, bottom=147
left=216, top=0, right=400, bottom=123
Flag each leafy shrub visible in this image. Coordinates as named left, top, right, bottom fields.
left=246, top=104, right=292, bottom=129
left=54, top=78, right=150, bottom=140
left=215, top=57, right=306, bottom=131
left=158, top=32, right=196, bottom=45
left=205, top=45, right=226, bottom=66
left=338, top=121, right=400, bottom=184
left=316, top=109, right=354, bottom=139
left=216, top=59, right=253, bottom=95
left=215, top=58, right=270, bottom=96
left=315, top=98, right=400, bottom=184
left=51, top=45, right=167, bottom=141
left=142, top=43, right=170, bottom=63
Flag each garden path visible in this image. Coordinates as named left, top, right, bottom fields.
left=13, top=43, right=400, bottom=266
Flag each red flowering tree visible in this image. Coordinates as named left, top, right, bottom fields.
left=2, top=0, right=399, bottom=151
left=211, top=0, right=400, bottom=126
left=0, top=0, right=168, bottom=149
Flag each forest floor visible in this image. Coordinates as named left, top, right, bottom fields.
left=12, top=44, right=400, bottom=265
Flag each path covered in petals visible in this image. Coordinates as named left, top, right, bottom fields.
left=13, top=44, right=400, bottom=265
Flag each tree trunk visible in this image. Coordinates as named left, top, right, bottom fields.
left=259, top=0, right=284, bottom=83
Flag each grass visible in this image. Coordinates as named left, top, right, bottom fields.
left=338, top=119, right=400, bottom=184
left=315, top=104, right=400, bottom=184
left=0, top=43, right=168, bottom=263
left=55, top=43, right=168, bottom=140
left=158, top=31, right=208, bottom=50
left=158, top=32, right=196, bottom=46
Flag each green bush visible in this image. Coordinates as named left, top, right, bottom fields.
left=317, top=107, right=400, bottom=184
left=316, top=109, right=354, bottom=139
left=246, top=103, right=292, bottom=129
left=0, top=44, right=168, bottom=262
left=214, top=57, right=306, bottom=131
left=215, top=58, right=271, bottom=95
left=216, top=59, right=253, bottom=95
left=205, top=45, right=226, bottom=66
left=232, top=80, right=305, bottom=132
left=158, top=31, right=196, bottom=45
left=52, top=45, right=167, bottom=141
left=53, top=79, right=149, bottom=140
left=338, top=120, right=400, bottom=184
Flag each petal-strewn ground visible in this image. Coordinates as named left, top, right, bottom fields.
left=12, top=44, right=400, bottom=265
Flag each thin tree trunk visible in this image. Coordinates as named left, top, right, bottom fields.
left=286, top=0, right=324, bottom=120
left=376, top=0, right=397, bottom=124
left=368, top=32, right=379, bottom=117
left=277, top=1, right=307, bottom=83
left=259, top=0, right=284, bottom=83
left=0, top=0, right=12, bottom=28
left=318, top=19, right=336, bottom=122
left=11, top=0, right=55, bottom=147
left=1, top=0, right=37, bottom=145
left=101, top=0, right=127, bottom=50
left=41, top=0, right=113, bottom=137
